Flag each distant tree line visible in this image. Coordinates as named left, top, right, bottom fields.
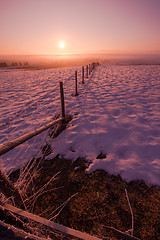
left=0, top=62, right=8, bottom=67
left=11, top=61, right=29, bottom=66
left=0, top=61, right=29, bottom=68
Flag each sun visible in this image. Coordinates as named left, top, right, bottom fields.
left=59, top=41, right=65, bottom=49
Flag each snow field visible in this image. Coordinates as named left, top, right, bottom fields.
left=0, top=65, right=160, bottom=186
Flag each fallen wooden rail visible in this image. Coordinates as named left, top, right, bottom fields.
left=1, top=203, right=102, bottom=240
left=0, top=118, right=62, bottom=157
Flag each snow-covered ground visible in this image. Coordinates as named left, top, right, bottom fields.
left=0, top=65, right=160, bottom=186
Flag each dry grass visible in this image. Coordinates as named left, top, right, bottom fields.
left=7, top=155, right=160, bottom=240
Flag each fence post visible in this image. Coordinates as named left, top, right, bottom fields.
left=82, top=66, right=84, bottom=84
left=75, top=71, right=78, bottom=96
left=89, top=64, right=91, bottom=75
left=59, top=82, right=65, bottom=118
left=91, top=63, right=94, bottom=71
left=93, top=62, right=95, bottom=70
left=86, top=65, right=88, bottom=78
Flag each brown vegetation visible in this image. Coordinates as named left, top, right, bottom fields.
left=6, top=156, right=160, bottom=240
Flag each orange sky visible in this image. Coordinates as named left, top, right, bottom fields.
left=0, top=0, right=160, bottom=56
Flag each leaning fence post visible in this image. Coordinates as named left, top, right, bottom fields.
left=59, top=82, right=65, bottom=118
left=82, top=66, right=84, bottom=84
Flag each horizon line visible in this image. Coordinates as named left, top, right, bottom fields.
left=1, top=49, right=160, bottom=57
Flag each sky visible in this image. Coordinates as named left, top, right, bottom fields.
left=0, top=0, right=160, bottom=55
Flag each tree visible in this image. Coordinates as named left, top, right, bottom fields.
left=0, top=62, right=8, bottom=67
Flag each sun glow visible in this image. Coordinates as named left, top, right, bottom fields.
left=59, top=41, right=65, bottom=49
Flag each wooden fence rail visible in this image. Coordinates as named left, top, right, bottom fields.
left=0, top=78, right=69, bottom=157
left=2, top=203, right=102, bottom=240
left=0, top=118, right=62, bottom=157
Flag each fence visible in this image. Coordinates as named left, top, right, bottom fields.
left=0, top=62, right=99, bottom=157
left=0, top=62, right=99, bottom=210
left=0, top=62, right=142, bottom=240
left=0, top=63, right=99, bottom=191
left=0, top=61, right=100, bottom=239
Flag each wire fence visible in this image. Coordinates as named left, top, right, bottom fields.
left=0, top=62, right=149, bottom=240
left=0, top=63, right=99, bottom=175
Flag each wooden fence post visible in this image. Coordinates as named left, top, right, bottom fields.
left=75, top=71, right=78, bottom=96
left=86, top=65, right=88, bottom=78
left=92, top=63, right=94, bottom=71
left=89, top=64, right=91, bottom=75
left=93, top=62, right=95, bottom=70
left=59, top=82, right=65, bottom=118
left=82, top=66, right=84, bottom=84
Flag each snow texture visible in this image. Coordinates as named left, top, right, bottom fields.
left=0, top=65, right=160, bottom=186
